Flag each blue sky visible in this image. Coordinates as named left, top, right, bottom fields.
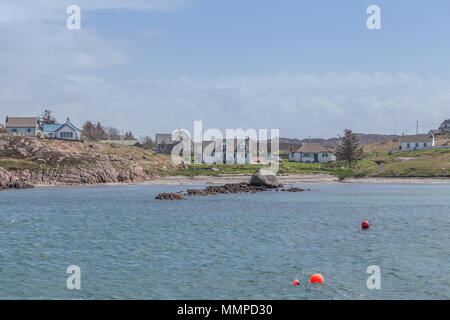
left=1, top=0, right=450, bottom=138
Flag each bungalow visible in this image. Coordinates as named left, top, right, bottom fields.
left=201, top=139, right=259, bottom=164
left=41, top=118, right=81, bottom=141
left=289, top=143, right=336, bottom=163
left=439, top=119, right=450, bottom=134
left=400, top=134, right=435, bottom=151
left=155, top=133, right=181, bottom=154
left=5, top=116, right=39, bottom=136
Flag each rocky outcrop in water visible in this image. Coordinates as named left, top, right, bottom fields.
left=249, top=169, right=279, bottom=188
left=187, top=183, right=272, bottom=196
left=155, top=192, right=186, bottom=200
left=282, top=187, right=305, bottom=192
left=155, top=182, right=307, bottom=200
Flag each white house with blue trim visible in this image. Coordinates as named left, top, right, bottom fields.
left=41, top=118, right=81, bottom=141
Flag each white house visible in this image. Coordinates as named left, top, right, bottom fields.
left=5, top=116, right=39, bottom=136
left=400, top=134, right=435, bottom=151
left=41, top=118, right=81, bottom=140
left=289, top=143, right=336, bottom=163
left=201, top=139, right=258, bottom=164
left=439, top=119, right=450, bottom=134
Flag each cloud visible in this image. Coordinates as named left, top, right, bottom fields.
left=0, top=1, right=448, bottom=139
left=0, top=0, right=188, bottom=22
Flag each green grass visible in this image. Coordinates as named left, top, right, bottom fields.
left=174, top=160, right=355, bottom=179
left=353, top=148, right=450, bottom=177
left=0, top=158, right=44, bottom=172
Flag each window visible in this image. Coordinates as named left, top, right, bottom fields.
left=424, top=143, right=427, bottom=147
left=240, top=142, right=246, bottom=150
left=11, top=128, right=17, bottom=132
left=60, top=132, right=73, bottom=138
left=26, top=128, right=32, bottom=133
left=407, top=143, right=410, bottom=148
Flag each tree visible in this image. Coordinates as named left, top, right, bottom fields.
left=139, top=136, right=155, bottom=150
left=81, top=121, right=107, bottom=141
left=124, top=131, right=135, bottom=141
left=335, top=129, right=364, bottom=167
left=38, top=109, right=57, bottom=125
left=105, top=126, right=120, bottom=140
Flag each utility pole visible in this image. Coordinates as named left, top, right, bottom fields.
left=416, top=120, right=419, bottom=135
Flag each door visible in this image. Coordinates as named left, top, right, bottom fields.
left=314, top=153, right=319, bottom=162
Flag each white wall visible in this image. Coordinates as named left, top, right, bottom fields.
left=289, top=152, right=335, bottom=163
left=57, top=125, right=80, bottom=140
left=288, top=152, right=302, bottom=162
left=401, top=140, right=434, bottom=150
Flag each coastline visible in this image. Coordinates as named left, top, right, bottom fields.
left=27, top=173, right=450, bottom=189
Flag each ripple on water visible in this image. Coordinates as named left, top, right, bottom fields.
left=0, top=183, right=449, bottom=299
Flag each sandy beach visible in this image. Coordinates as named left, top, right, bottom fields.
left=140, top=174, right=450, bottom=186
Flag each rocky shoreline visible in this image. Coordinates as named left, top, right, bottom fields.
left=0, top=135, right=147, bottom=191
left=155, top=170, right=306, bottom=200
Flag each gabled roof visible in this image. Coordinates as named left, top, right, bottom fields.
left=439, top=119, right=450, bottom=128
left=42, top=123, right=64, bottom=132
left=58, top=121, right=80, bottom=132
left=294, top=143, right=334, bottom=154
left=401, top=135, right=433, bottom=143
left=5, top=117, right=37, bottom=128
left=42, top=120, right=80, bottom=133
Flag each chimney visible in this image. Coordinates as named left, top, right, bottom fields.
left=66, top=117, right=70, bottom=122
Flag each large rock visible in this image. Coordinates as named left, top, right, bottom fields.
left=155, top=192, right=186, bottom=200
left=249, top=169, right=279, bottom=188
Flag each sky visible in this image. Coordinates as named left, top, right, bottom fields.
left=1, top=0, right=450, bottom=139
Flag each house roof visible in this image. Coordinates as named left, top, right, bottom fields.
left=42, top=123, right=64, bottom=132
left=5, top=117, right=37, bottom=128
left=42, top=120, right=80, bottom=133
left=58, top=121, right=80, bottom=132
left=439, top=119, right=450, bottom=129
left=401, top=135, right=433, bottom=143
left=294, top=143, right=334, bottom=154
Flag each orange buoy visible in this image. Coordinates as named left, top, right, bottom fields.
left=310, top=274, right=324, bottom=284
left=293, top=279, right=300, bottom=286
left=362, top=218, right=370, bottom=229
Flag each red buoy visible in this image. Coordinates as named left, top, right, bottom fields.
left=293, top=279, right=300, bottom=286
left=362, top=219, right=370, bottom=229
left=310, top=274, right=324, bottom=284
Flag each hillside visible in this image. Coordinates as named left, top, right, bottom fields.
left=0, top=134, right=179, bottom=189
left=278, top=133, right=399, bottom=151
left=355, top=135, right=450, bottom=177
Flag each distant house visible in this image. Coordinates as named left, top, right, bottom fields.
left=5, top=116, right=39, bottom=136
left=200, top=139, right=259, bottom=164
left=439, top=119, right=450, bottom=134
left=400, top=134, right=435, bottom=151
left=41, top=118, right=81, bottom=141
left=289, top=143, right=336, bottom=163
left=155, top=133, right=179, bottom=154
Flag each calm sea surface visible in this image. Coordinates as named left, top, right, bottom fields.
left=0, top=183, right=449, bottom=299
